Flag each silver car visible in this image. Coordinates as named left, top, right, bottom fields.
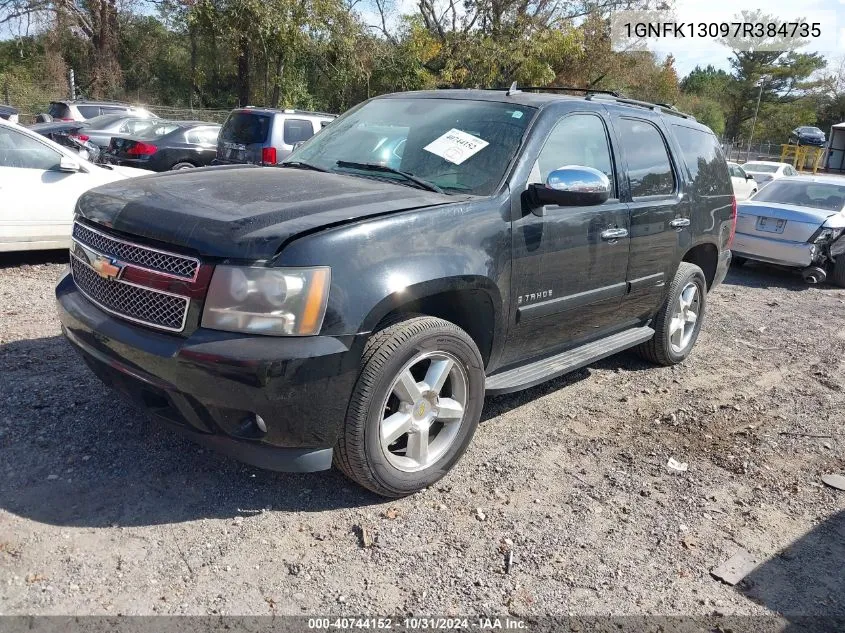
left=733, top=175, right=845, bottom=285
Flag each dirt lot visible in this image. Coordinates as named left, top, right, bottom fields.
left=0, top=251, right=843, bottom=621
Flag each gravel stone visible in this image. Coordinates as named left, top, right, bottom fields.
left=1, top=253, right=844, bottom=616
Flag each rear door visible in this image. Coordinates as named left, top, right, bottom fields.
left=610, top=113, right=684, bottom=320
left=217, top=110, right=272, bottom=164
left=504, top=109, right=631, bottom=365
left=182, top=126, right=221, bottom=166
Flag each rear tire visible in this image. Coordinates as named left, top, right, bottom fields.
left=830, top=257, right=845, bottom=288
left=334, top=316, right=485, bottom=497
left=171, top=162, right=196, bottom=170
left=636, top=262, right=707, bottom=367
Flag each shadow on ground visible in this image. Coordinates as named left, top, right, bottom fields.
left=0, top=249, right=67, bottom=269
left=723, top=261, right=816, bottom=291
left=0, top=334, right=389, bottom=527
left=738, top=509, right=845, bottom=629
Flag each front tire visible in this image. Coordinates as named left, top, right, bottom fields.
left=636, top=262, right=707, bottom=366
left=334, top=316, right=485, bottom=497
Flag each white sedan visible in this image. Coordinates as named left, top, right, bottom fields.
left=0, top=117, right=148, bottom=252
left=741, top=161, right=797, bottom=188
left=727, top=161, right=758, bottom=200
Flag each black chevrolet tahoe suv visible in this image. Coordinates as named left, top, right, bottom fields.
left=56, top=88, right=734, bottom=497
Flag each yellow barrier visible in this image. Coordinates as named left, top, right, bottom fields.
left=779, top=144, right=825, bottom=173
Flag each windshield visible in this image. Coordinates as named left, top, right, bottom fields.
left=743, top=163, right=778, bottom=173
left=752, top=180, right=845, bottom=211
left=285, top=98, right=535, bottom=195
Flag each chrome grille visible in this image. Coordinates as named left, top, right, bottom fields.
left=71, top=256, right=189, bottom=332
left=73, top=222, right=199, bottom=280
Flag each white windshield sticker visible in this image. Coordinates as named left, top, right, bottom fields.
left=423, top=128, right=489, bottom=165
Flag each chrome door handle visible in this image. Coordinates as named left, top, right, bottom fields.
left=601, top=228, right=628, bottom=241
left=670, top=218, right=690, bottom=228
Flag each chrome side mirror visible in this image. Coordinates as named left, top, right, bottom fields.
left=527, top=165, right=611, bottom=216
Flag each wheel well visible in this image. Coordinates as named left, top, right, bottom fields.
left=377, top=289, right=496, bottom=368
left=683, top=243, right=718, bottom=289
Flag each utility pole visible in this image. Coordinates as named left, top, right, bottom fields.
left=68, top=69, right=76, bottom=100
left=746, top=80, right=764, bottom=162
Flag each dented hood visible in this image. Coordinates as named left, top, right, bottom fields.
left=76, top=165, right=455, bottom=259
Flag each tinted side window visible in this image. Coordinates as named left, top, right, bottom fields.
left=618, top=118, right=675, bottom=197
left=671, top=124, right=730, bottom=196
left=533, top=113, right=615, bottom=196
left=77, top=105, right=102, bottom=119
left=283, top=118, right=315, bottom=145
left=0, top=127, right=63, bottom=170
left=186, top=127, right=220, bottom=145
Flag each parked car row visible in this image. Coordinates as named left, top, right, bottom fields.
left=725, top=157, right=845, bottom=284
left=2, top=100, right=338, bottom=251
left=5, top=88, right=845, bottom=496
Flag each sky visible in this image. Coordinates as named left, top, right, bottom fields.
left=356, top=0, right=845, bottom=79
left=3, top=0, right=843, bottom=81
left=649, top=0, right=845, bottom=76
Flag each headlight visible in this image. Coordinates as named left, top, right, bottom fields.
left=202, top=266, right=330, bottom=336
left=813, top=227, right=844, bottom=244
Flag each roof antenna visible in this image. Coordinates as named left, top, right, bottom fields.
left=506, top=81, right=521, bottom=96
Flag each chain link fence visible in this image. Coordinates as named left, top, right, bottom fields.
left=722, top=138, right=831, bottom=172
left=721, top=139, right=785, bottom=164
left=2, top=75, right=233, bottom=124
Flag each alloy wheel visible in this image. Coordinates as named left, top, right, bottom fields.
left=378, top=351, right=468, bottom=472
left=669, top=281, right=700, bottom=354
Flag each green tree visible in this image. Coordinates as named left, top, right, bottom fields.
left=720, top=10, right=826, bottom=138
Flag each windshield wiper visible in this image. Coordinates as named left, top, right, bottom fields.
left=280, top=161, right=329, bottom=172
left=335, top=161, right=444, bottom=194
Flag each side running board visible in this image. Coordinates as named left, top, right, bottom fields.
left=485, top=326, right=655, bottom=395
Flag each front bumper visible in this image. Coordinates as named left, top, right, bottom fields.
left=56, top=271, right=363, bottom=472
left=732, top=232, right=816, bottom=268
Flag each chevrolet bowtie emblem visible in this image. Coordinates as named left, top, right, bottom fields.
left=91, top=255, right=123, bottom=280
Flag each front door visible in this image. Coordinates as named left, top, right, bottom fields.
left=503, top=111, right=631, bottom=366
left=0, top=126, right=96, bottom=250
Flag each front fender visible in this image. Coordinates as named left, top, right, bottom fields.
left=274, top=196, right=512, bottom=349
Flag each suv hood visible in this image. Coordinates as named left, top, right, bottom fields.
left=76, top=165, right=457, bottom=259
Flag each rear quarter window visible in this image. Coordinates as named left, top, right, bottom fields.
left=283, top=118, right=315, bottom=144
left=671, top=124, right=731, bottom=196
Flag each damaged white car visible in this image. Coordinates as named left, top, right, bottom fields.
left=733, top=176, right=845, bottom=285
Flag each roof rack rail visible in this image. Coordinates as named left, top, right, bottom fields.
left=585, top=93, right=696, bottom=120
left=522, top=85, right=620, bottom=97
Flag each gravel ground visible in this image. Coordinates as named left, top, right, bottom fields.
left=0, top=250, right=843, bottom=620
